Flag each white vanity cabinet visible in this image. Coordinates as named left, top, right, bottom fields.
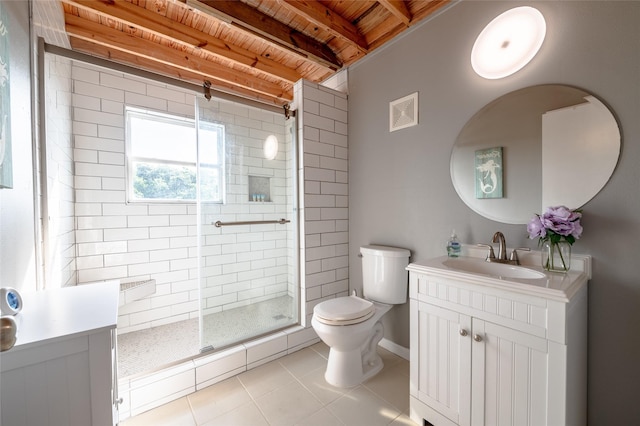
left=1, top=281, right=120, bottom=426
left=408, top=258, right=588, bottom=426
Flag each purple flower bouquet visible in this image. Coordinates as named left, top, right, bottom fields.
left=527, top=206, right=583, bottom=271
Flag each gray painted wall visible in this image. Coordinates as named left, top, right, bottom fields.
left=0, top=0, right=36, bottom=292
left=348, top=1, right=639, bottom=423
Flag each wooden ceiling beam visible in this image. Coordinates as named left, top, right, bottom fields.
left=278, top=0, right=368, bottom=53
left=61, top=0, right=301, bottom=84
left=411, top=0, right=451, bottom=22
left=377, top=0, right=412, bottom=26
left=68, top=36, right=288, bottom=106
left=64, top=13, right=291, bottom=101
left=190, top=0, right=342, bottom=71
left=367, top=1, right=451, bottom=48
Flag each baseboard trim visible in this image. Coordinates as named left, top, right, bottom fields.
left=379, top=338, right=409, bottom=360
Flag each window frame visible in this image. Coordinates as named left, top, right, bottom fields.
left=125, top=107, right=224, bottom=204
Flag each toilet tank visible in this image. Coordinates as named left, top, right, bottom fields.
left=361, top=245, right=411, bottom=304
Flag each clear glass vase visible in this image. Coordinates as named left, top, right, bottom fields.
left=541, top=240, right=571, bottom=272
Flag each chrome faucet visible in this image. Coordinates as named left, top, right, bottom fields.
left=477, top=231, right=530, bottom=265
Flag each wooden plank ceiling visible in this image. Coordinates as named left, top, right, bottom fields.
left=60, top=0, right=449, bottom=106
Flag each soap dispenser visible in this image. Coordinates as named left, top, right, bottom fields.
left=447, top=230, right=461, bottom=258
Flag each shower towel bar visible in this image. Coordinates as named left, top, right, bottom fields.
left=213, top=218, right=290, bottom=227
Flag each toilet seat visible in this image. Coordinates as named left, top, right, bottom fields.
left=314, top=296, right=375, bottom=326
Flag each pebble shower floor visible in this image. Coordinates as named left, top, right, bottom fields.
left=117, top=296, right=295, bottom=377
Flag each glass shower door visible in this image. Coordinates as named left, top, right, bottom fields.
left=196, top=96, right=299, bottom=352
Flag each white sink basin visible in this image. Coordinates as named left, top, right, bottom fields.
left=408, top=254, right=590, bottom=302
left=443, top=258, right=547, bottom=279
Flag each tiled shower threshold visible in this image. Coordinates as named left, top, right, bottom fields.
left=116, top=296, right=318, bottom=420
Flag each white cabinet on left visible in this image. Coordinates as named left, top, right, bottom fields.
left=1, top=281, right=120, bottom=426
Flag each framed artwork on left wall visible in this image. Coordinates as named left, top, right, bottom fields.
left=0, top=1, right=12, bottom=189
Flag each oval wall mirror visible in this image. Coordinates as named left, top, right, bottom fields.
left=450, top=84, right=621, bottom=224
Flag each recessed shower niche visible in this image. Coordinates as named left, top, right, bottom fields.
left=248, top=175, right=271, bottom=202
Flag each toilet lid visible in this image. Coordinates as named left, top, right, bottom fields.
left=314, top=296, right=375, bottom=325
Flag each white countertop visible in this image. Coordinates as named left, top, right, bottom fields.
left=6, top=281, right=120, bottom=351
left=407, top=254, right=590, bottom=302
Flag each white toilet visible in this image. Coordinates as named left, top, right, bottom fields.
left=311, top=245, right=411, bottom=388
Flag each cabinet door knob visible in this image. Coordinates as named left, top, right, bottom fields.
left=459, top=329, right=468, bottom=337
left=473, top=334, right=483, bottom=342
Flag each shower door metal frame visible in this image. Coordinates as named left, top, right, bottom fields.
left=195, top=101, right=300, bottom=353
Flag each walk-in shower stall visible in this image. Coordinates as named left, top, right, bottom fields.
left=42, top=50, right=299, bottom=378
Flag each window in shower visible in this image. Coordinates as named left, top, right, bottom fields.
left=125, top=107, right=224, bottom=202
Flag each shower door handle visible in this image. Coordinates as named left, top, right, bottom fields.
left=213, top=218, right=291, bottom=227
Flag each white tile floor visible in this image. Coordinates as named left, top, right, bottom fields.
left=121, top=342, right=419, bottom=426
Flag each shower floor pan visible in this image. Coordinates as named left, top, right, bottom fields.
left=117, top=295, right=296, bottom=378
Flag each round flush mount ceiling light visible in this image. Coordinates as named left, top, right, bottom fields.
left=471, top=6, right=546, bottom=79
left=263, top=135, right=278, bottom=160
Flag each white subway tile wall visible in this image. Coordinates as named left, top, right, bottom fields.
left=295, top=80, right=349, bottom=327
left=32, top=1, right=71, bottom=49
left=44, top=54, right=76, bottom=288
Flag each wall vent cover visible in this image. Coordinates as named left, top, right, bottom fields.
left=389, top=92, right=418, bottom=132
